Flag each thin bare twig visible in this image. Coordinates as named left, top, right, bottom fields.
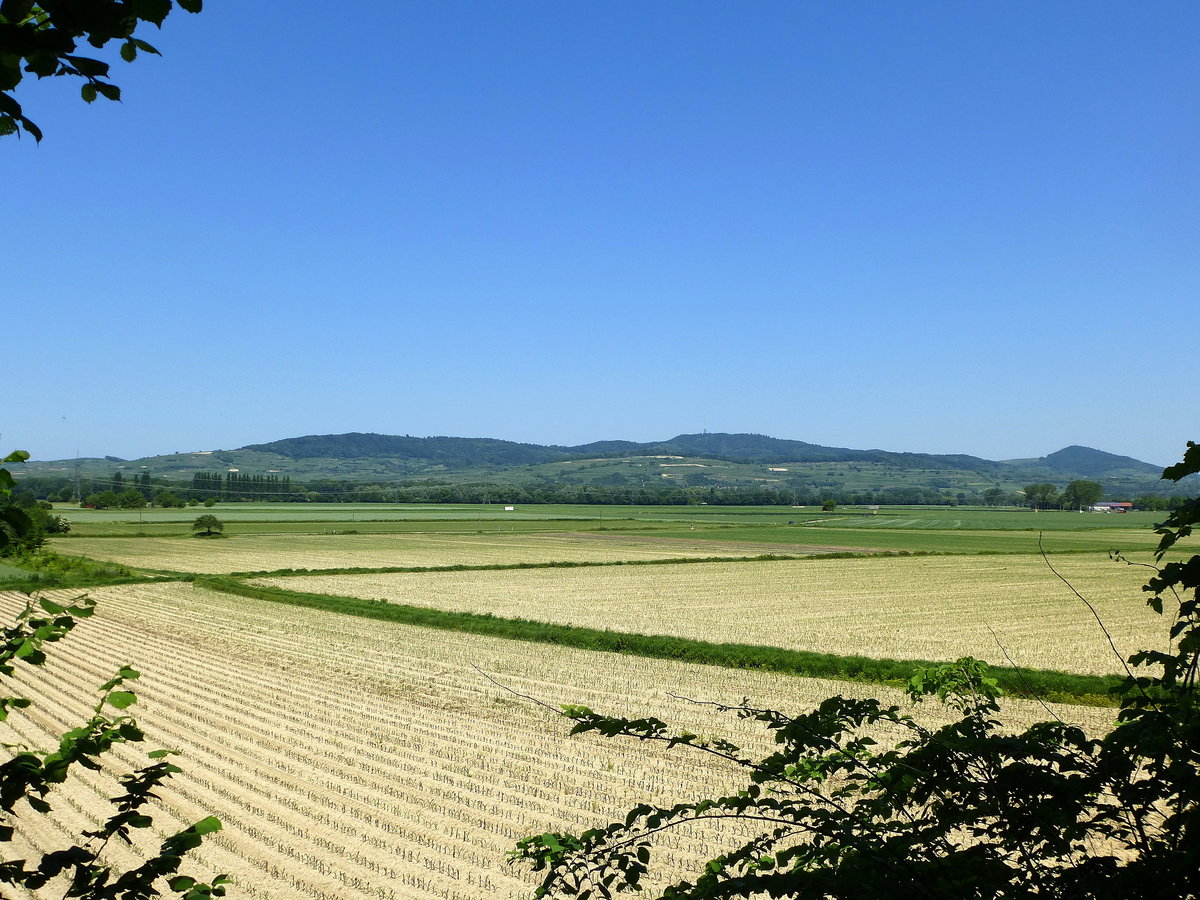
left=1039, top=533, right=1137, bottom=685
left=475, top=667, right=952, bottom=896
left=986, top=625, right=1064, bottom=725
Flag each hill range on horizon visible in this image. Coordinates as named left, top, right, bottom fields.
left=15, top=432, right=1192, bottom=500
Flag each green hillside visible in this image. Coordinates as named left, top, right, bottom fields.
left=16, top=433, right=1196, bottom=501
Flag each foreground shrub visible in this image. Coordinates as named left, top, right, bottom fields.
left=0, top=594, right=229, bottom=898
left=514, top=442, right=1200, bottom=899
left=0, top=450, right=227, bottom=898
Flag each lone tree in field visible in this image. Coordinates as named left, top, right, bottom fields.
left=191, top=514, right=222, bottom=537
left=515, top=442, right=1200, bottom=899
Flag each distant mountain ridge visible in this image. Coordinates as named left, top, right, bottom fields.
left=233, top=432, right=1179, bottom=484
left=21, top=432, right=1190, bottom=498
left=240, top=431, right=1004, bottom=471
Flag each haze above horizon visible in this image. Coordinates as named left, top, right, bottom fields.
left=9, top=2, right=1197, bottom=468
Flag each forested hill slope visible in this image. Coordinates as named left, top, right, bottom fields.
left=21, top=433, right=1189, bottom=497
left=240, top=431, right=1000, bottom=470
left=637, top=434, right=998, bottom=470
left=1038, top=445, right=1163, bottom=478
left=226, top=432, right=1182, bottom=493
left=241, top=433, right=565, bottom=467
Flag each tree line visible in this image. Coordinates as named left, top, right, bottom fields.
left=18, top=471, right=297, bottom=509
left=11, top=470, right=1194, bottom=510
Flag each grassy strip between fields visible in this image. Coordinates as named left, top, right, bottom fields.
left=0, top=551, right=165, bottom=592
left=229, top=551, right=912, bottom=578
left=198, top=575, right=1123, bottom=708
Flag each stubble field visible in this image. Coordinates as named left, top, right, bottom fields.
left=48, top=531, right=852, bottom=574
left=256, top=553, right=1160, bottom=676
left=6, top=502, right=1184, bottom=898
left=0, top=584, right=1118, bottom=900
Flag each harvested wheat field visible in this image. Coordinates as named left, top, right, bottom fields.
left=258, top=553, right=1163, bottom=676
left=49, top=531, right=810, bottom=575
left=0, top=584, right=1116, bottom=900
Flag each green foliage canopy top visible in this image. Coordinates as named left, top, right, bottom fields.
left=190, top=514, right=222, bottom=536
left=0, top=450, right=33, bottom=554
left=0, top=0, right=202, bottom=140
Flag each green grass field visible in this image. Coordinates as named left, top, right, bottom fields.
left=0, top=561, right=30, bottom=583
left=52, top=503, right=1169, bottom=554
left=806, top=509, right=1165, bottom=530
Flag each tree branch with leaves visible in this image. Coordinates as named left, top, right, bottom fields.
left=1, top=451, right=228, bottom=898
left=0, top=0, right=202, bottom=141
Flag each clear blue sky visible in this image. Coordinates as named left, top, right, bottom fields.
left=8, top=1, right=1197, bottom=466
